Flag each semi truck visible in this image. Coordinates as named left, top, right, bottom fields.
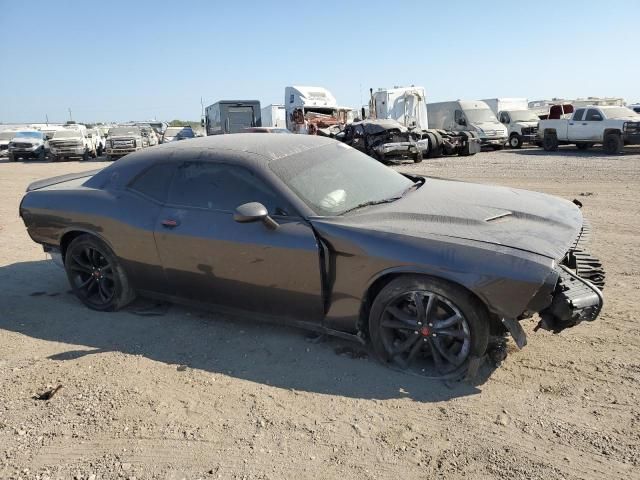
left=284, top=86, right=352, bottom=135
left=369, top=86, right=480, bottom=157
left=204, top=100, right=261, bottom=135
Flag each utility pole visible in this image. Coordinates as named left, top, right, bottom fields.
left=68, top=108, right=73, bottom=122
left=45, top=114, right=49, bottom=126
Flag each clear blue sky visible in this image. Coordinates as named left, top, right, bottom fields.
left=0, top=0, right=637, bottom=123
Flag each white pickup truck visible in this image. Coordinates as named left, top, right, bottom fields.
left=538, top=105, right=640, bottom=154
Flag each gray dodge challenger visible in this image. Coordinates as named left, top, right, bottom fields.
left=19, top=135, right=605, bottom=377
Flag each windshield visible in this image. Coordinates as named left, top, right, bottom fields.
left=603, top=107, right=639, bottom=119
left=0, top=131, right=16, bottom=140
left=269, top=142, right=414, bottom=216
left=15, top=131, right=42, bottom=139
left=464, top=108, right=498, bottom=123
left=109, top=127, right=140, bottom=136
left=53, top=130, right=82, bottom=139
left=164, top=127, right=194, bottom=138
left=509, top=110, right=539, bottom=122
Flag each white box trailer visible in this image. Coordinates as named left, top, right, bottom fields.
left=482, top=98, right=528, bottom=115
left=261, top=104, right=286, bottom=128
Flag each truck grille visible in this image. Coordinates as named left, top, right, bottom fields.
left=13, top=142, right=33, bottom=148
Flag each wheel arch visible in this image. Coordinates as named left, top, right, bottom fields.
left=357, top=267, right=498, bottom=339
left=543, top=128, right=557, bottom=136
left=603, top=128, right=621, bottom=137
left=59, top=228, right=116, bottom=262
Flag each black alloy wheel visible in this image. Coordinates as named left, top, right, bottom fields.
left=369, top=276, right=489, bottom=378
left=64, top=235, right=135, bottom=311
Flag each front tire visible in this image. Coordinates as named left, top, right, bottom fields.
left=603, top=133, right=623, bottom=154
left=82, top=149, right=89, bottom=162
left=64, top=234, right=136, bottom=311
left=369, top=275, right=489, bottom=378
left=509, top=134, right=523, bottom=149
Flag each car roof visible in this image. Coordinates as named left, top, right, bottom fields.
left=143, top=133, right=336, bottom=162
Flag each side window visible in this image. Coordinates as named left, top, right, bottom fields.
left=128, top=162, right=176, bottom=202
left=585, top=109, right=603, bottom=121
left=454, top=110, right=465, bottom=125
left=167, top=162, right=288, bottom=214
left=499, top=112, right=509, bottom=123
left=573, top=109, right=585, bottom=121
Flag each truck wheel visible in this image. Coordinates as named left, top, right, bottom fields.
left=603, top=133, right=623, bottom=154
left=82, top=150, right=89, bottom=162
left=37, top=148, right=45, bottom=161
left=97, top=145, right=103, bottom=156
left=576, top=142, right=591, bottom=150
left=413, top=151, right=423, bottom=163
left=508, top=134, right=523, bottom=149
left=543, top=132, right=559, bottom=151
left=8, top=153, right=15, bottom=162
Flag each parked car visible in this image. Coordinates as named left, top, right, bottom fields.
left=538, top=106, right=640, bottom=154
left=483, top=98, right=540, bottom=148
left=336, top=119, right=426, bottom=163
left=7, top=130, right=49, bottom=161
left=162, top=126, right=195, bottom=143
left=106, top=126, right=144, bottom=160
left=629, top=104, right=640, bottom=114
left=427, top=100, right=508, bottom=149
left=0, top=130, right=18, bottom=157
left=19, top=135, right=604, bottom=378
left=137, top=125, right=159, bottom=146
left=49, top=128, right=93, bottom=161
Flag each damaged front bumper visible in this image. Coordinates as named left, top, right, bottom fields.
left=539, top=266, right=604, bottom=332
left=538, top=222, right=605, bottom=332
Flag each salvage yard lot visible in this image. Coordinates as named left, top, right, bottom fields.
left=1, top=147, right=639, bottom=479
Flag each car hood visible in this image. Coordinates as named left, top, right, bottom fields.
left=513, top=121, right=539, bottom=128
left=109, top=135, right=141, bottom=140
left=12, top=138, right=42, bottom=145
left=311, top=178, right=582, bottom=260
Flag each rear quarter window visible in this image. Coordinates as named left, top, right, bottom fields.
left=128, top=163, right=176, bottom=202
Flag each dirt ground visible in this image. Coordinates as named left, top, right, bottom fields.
left=0, top=146, right=638, bottom=480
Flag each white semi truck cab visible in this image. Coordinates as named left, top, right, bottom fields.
left=285, top=86, right=351, bottom=135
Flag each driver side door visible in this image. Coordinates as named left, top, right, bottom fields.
left=154, top=160, right=325, bottom=323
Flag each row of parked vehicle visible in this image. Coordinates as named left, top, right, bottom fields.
left=0, top=122, right=198, bottom=162
left=200, top=87, right=640, bottom=163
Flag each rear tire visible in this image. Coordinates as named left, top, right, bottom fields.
left=64, top=234, right=136, bottom=311
left=413, top=151, right=423, bottom=163
left=543, top=132, right=559, bottom=151
left=369, top=275, right=489, bottom=378
left=603, top=133, right=623, bottom=154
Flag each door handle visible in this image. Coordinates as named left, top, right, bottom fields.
left=569, top=123, right=574, bottom=125
left=582, top=123, right=588, bottom=125
left=161, top=219, right=180, bottom=228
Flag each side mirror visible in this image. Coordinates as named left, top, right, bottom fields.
left=234, top=202, right=278, bottom=230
